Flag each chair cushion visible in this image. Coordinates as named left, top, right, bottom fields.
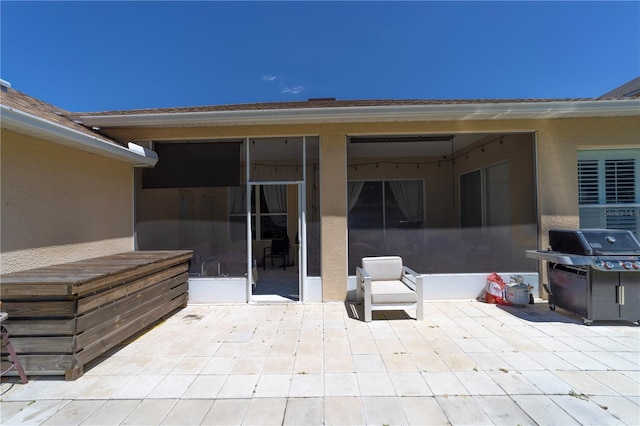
left=371, top=280, right=417, bottom=304
left=362, top=256, right=403, bottom=281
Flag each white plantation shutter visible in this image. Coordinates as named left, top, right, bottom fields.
left=578, top=160, right=599, bottom=204
left=605, top=159, right=635, bottom=203
left=578, top=150, right=639, bottom=237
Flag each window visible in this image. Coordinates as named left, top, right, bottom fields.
left=348, top=180, right=424, bottom=230
left=578, top=149, right=640, bottom=236
left=460, top=162, right=510, bottom=228
left=229, top=185, right=287, bottom=240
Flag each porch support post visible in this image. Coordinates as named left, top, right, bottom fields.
left=319, top=132, right=348, bottom=301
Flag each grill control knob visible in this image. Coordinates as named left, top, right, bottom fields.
left=604, top=261, right=615, bottom=270
left=634, top=261, right=640, bottom=270
left=623, top=261, right=633, bottom=270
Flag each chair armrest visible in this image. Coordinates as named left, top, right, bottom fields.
left=402, top=266, right=423, bottom=294
left=355, top=267, right=371, bottom=304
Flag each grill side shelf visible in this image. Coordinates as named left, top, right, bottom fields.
left=525, top=250, right=593, bottom=265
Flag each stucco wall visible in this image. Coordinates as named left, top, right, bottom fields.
left=100, top=115, right=640, bottom=300
left=1, top=129, right=135, bottom=273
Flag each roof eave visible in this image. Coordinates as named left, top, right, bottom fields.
left=76, top=99, right=640, bottom=128
left=1, top=105, right=158, bottom=167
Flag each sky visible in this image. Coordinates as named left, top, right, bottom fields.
left=1, top=1, right=639, bottom=112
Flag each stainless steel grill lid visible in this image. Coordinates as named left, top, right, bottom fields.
left=549, top=229, right=640, bottom=256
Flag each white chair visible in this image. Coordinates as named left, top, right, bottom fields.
left=356, top=256, right=424, bottom=322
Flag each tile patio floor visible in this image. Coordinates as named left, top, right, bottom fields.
left=1, top=300, right=639, bottom=425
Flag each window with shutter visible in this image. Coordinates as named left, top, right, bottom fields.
left=578, top=150, right=639, bottom=237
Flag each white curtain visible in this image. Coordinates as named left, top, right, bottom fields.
left=348, top=181, right=365, bottom=212
left=229, top=186, right=245, bottom=214
left=263, top=185, right=287, bottom=227
left=388, top=181, right=423, bottom=222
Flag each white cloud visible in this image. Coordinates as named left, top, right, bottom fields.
left=262, top=73, right=305, bottom=95
left=281, top=85, right=305, bottom=94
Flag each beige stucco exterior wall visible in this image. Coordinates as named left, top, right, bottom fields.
left=101, top=114, right=639, bottom=300
left=1, top=129, right=135, bottom=273
left=534, top=116, right=640, bottom=248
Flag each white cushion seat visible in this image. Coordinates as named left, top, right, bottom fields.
left=370, top=280, right=417, bottom=304
left=356, top=256, right=424, bottom=322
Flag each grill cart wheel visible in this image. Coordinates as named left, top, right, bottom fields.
left=549, top=304, right=556, bottom=311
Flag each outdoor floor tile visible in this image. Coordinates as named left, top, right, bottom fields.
left=75, top=374, right=135, bottom=399
left=122, top=399, right=178, bottom=425
left=587, top=371, right=640, bottom=396
left=511, top=395, right=581, bottom=425
left=549, top=395, right=626, bottom=425
left=0, top=400, right=33, bottom=421
left=435, top=395, right=493, bottom=425
left=352, top=354, right=387, bottom=372
left=590, top=395, right=640, bottom=425
left=410, top=352, right=450, bottom=371
left=242, top=397, right=287, bottom=426
left=293, top=354, right=323, bottom=374
left=465, top=351, right=511, bottom=372
left=555, top=370, right=620, bottom=396
left=111, top=374, right=165, bottom=399
left=80, top=399, right=141, bottom=425
left=584, top=351, right=640, bottom=370
left=356, top=372, right=396, bottom=396
left=201, top=398, right=249, bottom=425
left=455, top=370, right=506, bottom=395
left=486, top=370, right=543, bottom=395
left=438, top=350, right=477, bottom=370
left=422, top=371, right=469, bottom=396
left=524, top=350, right=578, bottom=370
left=324, top=372, right=360, bottom=396
left=473, top=395, right=536, bottom=425
left=253, top=373, right=292, bottom=397
left=147, top=375, right=197, bottom=399
left=389, top=371, right=432, bottom=396
left=324, top=354, right=355, bottom=372
left=161, top=399, right=213, bottom=425
left=324, top=396, right=365, bottom=425
left=521, top=370, right=574, bottom=395
left=289, top=373, right=324, bottom=397
left=400, top=396, right=449, bottom=425
left=40, top=400, right=105, bottom=426
left=1, top=399, right=71, bottom=425
left=263, top=355, right=295, bottom=373
left=283, top=397, right=324, bottom=425
left=217, top=374, right=260, bottom=399
left=231, top=356, right=266, bottom=375
left=182, top=374, right=226, bottom=399
left=361, top=396, right=406, bottom=425
left=201, top=356, right=237, bottom=374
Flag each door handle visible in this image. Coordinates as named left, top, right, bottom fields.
left=616, top=285, right=625, bottom=305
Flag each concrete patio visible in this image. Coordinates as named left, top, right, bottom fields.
left=1, top=300, right=638, bottom=425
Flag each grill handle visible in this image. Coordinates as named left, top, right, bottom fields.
left=616, top=285, right=625, bottom=305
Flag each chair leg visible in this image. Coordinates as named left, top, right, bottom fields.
left=1, top=326, right=28, bottom=384
left=416, top=302, right=424, bottom=321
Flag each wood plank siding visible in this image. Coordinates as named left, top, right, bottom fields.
left=0, top=250, right=192, bottom=380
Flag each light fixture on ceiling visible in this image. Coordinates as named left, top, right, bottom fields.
left=349, top=135, right=454, bottom=144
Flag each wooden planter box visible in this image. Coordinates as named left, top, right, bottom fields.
left=0, top=250, right=192, bottom=380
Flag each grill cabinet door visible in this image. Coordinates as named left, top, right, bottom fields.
left=590, top=271, right=622, bottom=320
left=619, top=272, right=640, bottom=322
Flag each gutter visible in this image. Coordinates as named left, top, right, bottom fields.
left=76, top=99, right=640, bottom=128
left=1, top=104, right=158, bottom=167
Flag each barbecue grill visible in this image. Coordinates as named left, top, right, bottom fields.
left=527, top=229, right=640, bottom=325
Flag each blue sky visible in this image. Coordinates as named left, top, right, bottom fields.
left=1, top=1, right=638, bottom=112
